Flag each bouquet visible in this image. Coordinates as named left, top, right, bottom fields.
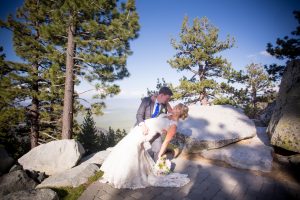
left=154, top=157, right=172, bottom=176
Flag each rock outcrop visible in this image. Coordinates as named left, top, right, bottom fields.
left=200, top=127, right=273, bottom=172
left=0, top=170, right=37, bottom=196
left=267, top=60, right=300, bottom=153
left=78, top=149, right=112, bottom=166
left=259, top=101, right=276, bottom=125
left=36, top=163, right=99, bottom=188
left=18, top=139, right=85, bottom=175
left=177, top=105, right=256, bottom=153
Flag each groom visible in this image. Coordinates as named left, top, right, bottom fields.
left=135, top=86, right=173, bottom=161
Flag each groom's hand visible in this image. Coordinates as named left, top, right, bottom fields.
left=139, top=122, right=149, bottom=135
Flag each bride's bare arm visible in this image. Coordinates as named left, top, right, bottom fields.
left=158, top=124, right=177, bottom=158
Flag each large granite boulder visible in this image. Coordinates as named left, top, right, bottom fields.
left=18, top=139, right=85, bottom=175
left=177, top=105, right=256, bottom=153
left=200, top=127, right=273, bottom=172
left=78, top=149, right=112, bottom=166
left=0, top=170, right=37, bottom=196
left=267, top=60, right=300, bottom=153
left=36, top=163, right=99, bottom=188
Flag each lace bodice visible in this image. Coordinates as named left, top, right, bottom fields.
left=143, top=114, right=177, bottom=138
left=146, top=113, right=177, bottom=132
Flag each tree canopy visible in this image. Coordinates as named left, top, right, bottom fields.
left=168, top=16, right=235, bottom=105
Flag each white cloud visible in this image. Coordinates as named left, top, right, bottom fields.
left=260, top=50, right=271, bottom=57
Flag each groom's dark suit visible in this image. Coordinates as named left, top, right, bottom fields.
left=135, top=96, right=167, bottom=125
left=135, top=96, right=168, bottom=161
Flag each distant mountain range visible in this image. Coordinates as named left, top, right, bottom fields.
left=76, top=97, right=141, bottom=132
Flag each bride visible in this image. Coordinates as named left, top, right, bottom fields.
left=99, top=103, right=190, bottom=189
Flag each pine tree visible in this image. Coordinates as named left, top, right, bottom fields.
left=98, top=130, right=109, bottom=150
left=107, top=126, right=116, bottom=147
left=168, top=16, right=235, bottom=105
left=0, top=47, right=28, bottom=156
left=77, top=109, right=100, bottom=153
left=243, top=63, right=274, bottom=118
left=212, top=69, right=248, bottom=107
left=0, top=0, right=55, bottom=148
left=0, top=46, right=24, bottom=131
left=265, top=10, right=300, bottom=81
left=40, top=0, right=140, bottom=139
left=114, top=128, right=127, bottom=143
left=39, top=62, right=65, bottom=141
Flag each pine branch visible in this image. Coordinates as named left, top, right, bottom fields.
left=55, top=35, right=68, bottom=39
left=187, top=66, right=198, bottom=75
left=40, top=131, right=58, bottom=140
left=77, top=89, right=95, bottom=95
left=40, top=120, right=59, bottom=124
left=75, top=97, right=91, bottom=104
left=73, top=56, right=85, bottom=61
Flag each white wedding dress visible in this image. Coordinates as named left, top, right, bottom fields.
left=99, top=114, right=190, bottom=189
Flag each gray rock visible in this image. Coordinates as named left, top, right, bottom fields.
left=18, top=139, right=85, bottom=175
left=36, top=163, right=99, bottom=188
left=37, top=172, right=47, bottom=183
left=178, top=105, right=256, bottom=153
left=259, top=101, right=276, bottom=125
left=276, top=154, right=300, bottom=164
left=267, top=60, right=300, bottom=153
left=78, top=150, right=111, bottom=166
left=2, top=189, right=58, bottom=200
left=201, top=127, right=273, bottom=172
left=0, top=170, right=37, bottom=196
left=0, top=148, right=14, bottom=174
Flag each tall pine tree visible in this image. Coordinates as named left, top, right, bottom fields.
left=40, top=0, right=140, bottom=139
left=0, top=0, right=54, bottom=148
left=168, top=16, right=235, bottom=105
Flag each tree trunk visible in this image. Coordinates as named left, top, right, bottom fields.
left=199, top=65, right=209, bottom=105
left=252, top=85, right=257, bottom=108
left=30, top=65, right=39, bottom=148
left=62, top=22, right=75, bottom=139
left=200, top=92, right=209, bottom=105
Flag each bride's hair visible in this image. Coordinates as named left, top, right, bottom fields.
left=176, top=103, right=189, bottom=120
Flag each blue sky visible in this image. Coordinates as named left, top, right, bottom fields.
left=1, top=0, right=300, bottom=102
left=0, top=0, right=300, bottom=98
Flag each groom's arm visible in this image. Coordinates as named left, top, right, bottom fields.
left=136, top=98, right=148, bottom=125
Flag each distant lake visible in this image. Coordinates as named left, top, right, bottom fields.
left=76, top=98, right=141, bottom=132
